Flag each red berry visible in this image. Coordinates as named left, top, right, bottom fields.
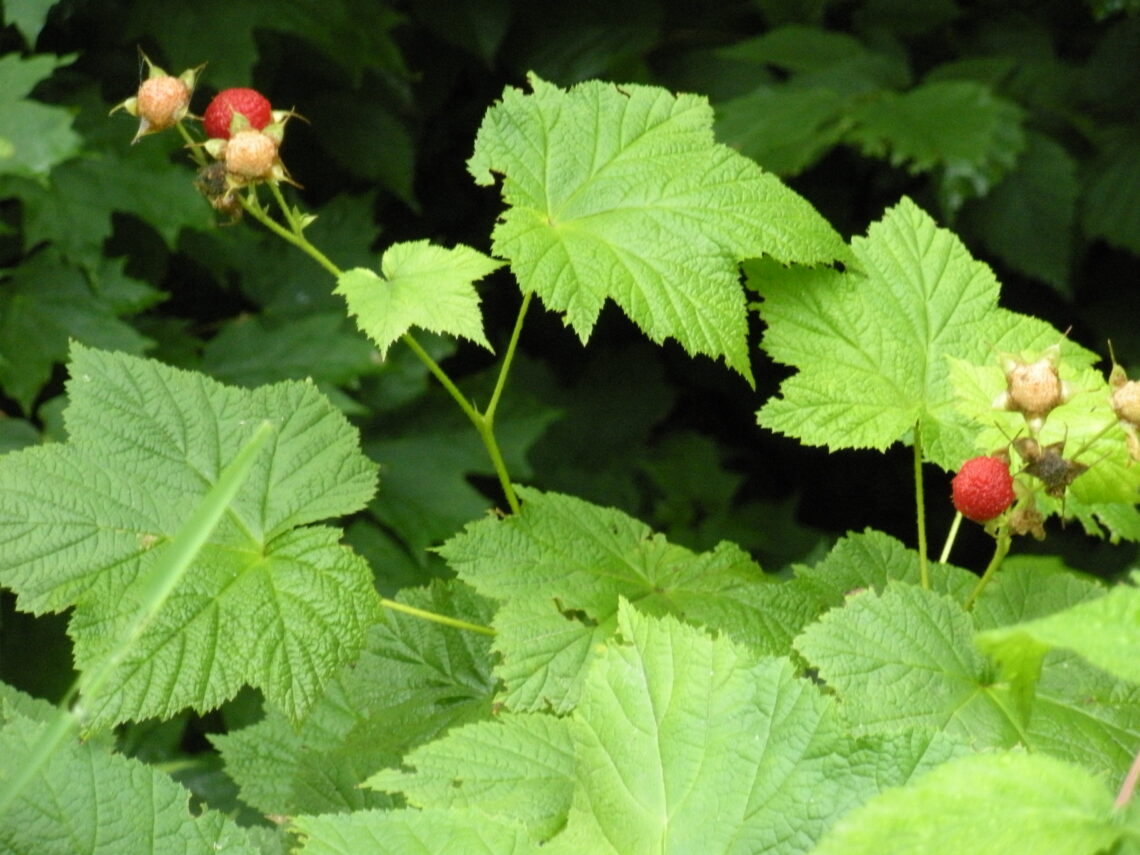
left=203, top=87, right=272, bottom=139
left=952, top=456, right=1016, bottom=523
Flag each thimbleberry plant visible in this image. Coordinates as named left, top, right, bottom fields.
left=2, top=8, right=1140, bottom=855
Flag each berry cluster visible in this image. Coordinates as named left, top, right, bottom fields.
left=111, top=52, right=299, bottom=219
left=953, top=338, right=1140, bottom=537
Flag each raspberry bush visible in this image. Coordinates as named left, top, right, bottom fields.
left=2, top=3, right=1140, bottom=855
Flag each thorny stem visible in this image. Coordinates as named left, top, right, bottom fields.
left=240, top=185, right=523, bottom=513
left=963, top=524, right=1011, bottom=611
left=912, top=422, right=930, bottom=589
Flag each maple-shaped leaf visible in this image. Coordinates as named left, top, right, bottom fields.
left=978, top=578, right=1140, bottom=690
left=366, top=712, right=575, bottom=841
left=846, top=80, right=1025, bottom=211
left=0, top=345, right=379, bottom=727
left=307, top=606, right=949, bottom=854
left=539, top=604, right=880, bottom=854
left=752, top=196, right=1088, bottom=469
left=0, top=689, right=262, bottom=855
left=468, top=72, right=851, bottom=383
left=437, top=487, right=776, bottom=713
left=336, top=240, right=502, bottom=359
left=794, top=581, right=1140, bottom=777
left=294, top=808, right=535, bottom=855
left=214, top=580, right=496, bottom=817
left=812, top=752, right=1129, bottom=855
left=0, top=53, right=81, bottom=179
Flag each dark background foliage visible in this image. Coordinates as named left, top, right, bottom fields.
left=2, top=0, right=1139, bottom=806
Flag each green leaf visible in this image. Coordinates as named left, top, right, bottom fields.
left=215, top=580, right=497, bottom=816
left=978, top=581, right=1140, bottom=687
left=1087, top=0, right=1140, bottom=21
left=468, top=73, right=850, bottom=382
left=15, top=133, right=214, bottom=270
left=971, top=555, right=1108, bottom=630
left=791, top=528, right=977, bottom=606
left=3, top=0, right=60, bottom=46
left=336, top=241, right=502, bottom=358
left=437, top=488, right=776, bottom=712
left=959, top=132, right=1079, bottom=292
left=716, top=25, right=868, bottom=73
left=1082, top=140, right=1140, bottom=256
left=308, top=92, right=417, bottom=208
left=541, top=604, right=873, bottom=854
left=715, top=86, right=848, bottom=176
left=724, top=529, right=977, bottom=656
left=366, top=713, right=575, bottom=841
left=752, top=196, right=1072, bottom=468
left=200, top=312, right=379, bottom=389
left=972, top=558, right=1140, bottom=775
left=794, top=582, right=1007, bottom=737
left=812, top=752, right=1128, bottom=855
left=0, top=705, right=260, bottom=855
left=794, top=578, right=1140, bottom=774
left=294, top=808, right=535, bottom=855
left=0, top=53, right=81, bottom=179
left=846, top=80, right=1026, bottom=210
left=1027, top=647, right=1140, bottom=776
left=0, top=251, right=154, bottom=413
left=0, top=345, right=379, bottom=726
left=125, top=0, right=407, bottom=88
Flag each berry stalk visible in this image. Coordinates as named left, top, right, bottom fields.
left=912, top=422, right=930, bottom=589
left=963, top=525, right=1012, bottom=610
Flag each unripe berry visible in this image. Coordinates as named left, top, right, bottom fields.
left=952, top=456, right=1016, bottom=523
left=135, top=75, right=191, bottom=131
left=224, top=130, right=278, bottom=179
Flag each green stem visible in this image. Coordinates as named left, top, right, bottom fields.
left=400, top=334, right=521, bottom=514
left=400, top=333, right=482, bottom=424
left=241, top=192, right=341, bottom=279
left=963, top=525, right=1011, bottom=611
left=243, top=186, right=523, bottom=514
left=175, top=120, right=207, bottom=167
left=475, top=415, right=522, bottom=514
left=913, top=422, right=930, bottom=589
left=485, top=291, right=533, bottom=423
left=380, top=597, right=495, bottom=636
